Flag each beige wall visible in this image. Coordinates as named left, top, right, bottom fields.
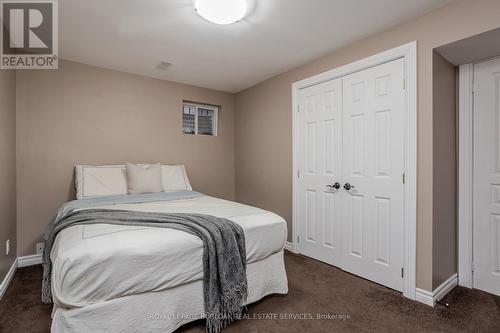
left=16, top=60, right=236, bottom=256
left=432, top=51, right=457, bottom=289
left=0, top=70, right=17, bottom=281
left=235, top=0, right=500, bottom=291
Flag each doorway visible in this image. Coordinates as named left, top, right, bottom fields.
left=459, top=57, right=500, bottom=296
left=292, top=42, right=417, bottom=299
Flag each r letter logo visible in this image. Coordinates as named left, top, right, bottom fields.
left=1, top=0, right=58, bottom=69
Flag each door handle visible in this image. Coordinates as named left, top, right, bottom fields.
left=343, top=183, right=355, bottom=191
left=326, top=182, right=341, bottom=190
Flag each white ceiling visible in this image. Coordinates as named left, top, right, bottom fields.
left=60, top=0, right=452, bottom=93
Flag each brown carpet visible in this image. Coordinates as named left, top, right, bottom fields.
left=1, top=252, right=499, bottom=332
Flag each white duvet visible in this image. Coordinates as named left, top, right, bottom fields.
left=50, top=195, right=287, bottom=308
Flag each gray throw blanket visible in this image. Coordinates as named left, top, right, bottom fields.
left=42, top=198, right=247, bottom=333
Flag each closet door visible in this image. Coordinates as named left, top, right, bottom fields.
left=473, top=57, right=500, bottom=296
left=297, top=78, right=343, bottom=266
left=341, top=58, right=405, bottom=291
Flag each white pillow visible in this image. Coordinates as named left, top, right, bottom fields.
left=75, top=164, right=193, bottom=199
left=161, top=165, right=193, bottom=191
left=75, top=165, right=127, bottom=199
left=126, top=163, right=163, bottom=194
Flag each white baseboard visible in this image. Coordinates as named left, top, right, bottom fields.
left=0, top=258, right=18, bottom=300
left=284, top=241, right=293, bottom=252
left=415, top=288, right=434, bottom=306
left=18, top=254, right=42, bottom=267
left=433, top=273, right=458, bottom=303
left=416, top=273, right=458, bottom=307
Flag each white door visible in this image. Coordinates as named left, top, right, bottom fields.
left=473, top=57, right=500, bottom=296
left=341, top=58, right=405, bottom=291
left=297, top=58, right=406, bottom=292
left=298, top=78, right=343, bottom=266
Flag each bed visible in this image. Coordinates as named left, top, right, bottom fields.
left=47, top=165, right=288, bottom=332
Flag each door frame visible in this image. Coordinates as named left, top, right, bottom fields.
left=458, top=63, right=474, bottom=289
left=291, top=41, right=418, bottom=300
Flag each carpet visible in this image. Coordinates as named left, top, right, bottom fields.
left=1, top=252, right=499, bottom=332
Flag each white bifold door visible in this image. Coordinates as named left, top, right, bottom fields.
left=298, top=58, right=405, bottom=291
left=473, top=57, right=500, bottom=296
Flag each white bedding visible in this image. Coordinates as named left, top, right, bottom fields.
left=50, top=195, right=287, bottom=308
left=52, top=251, right=288, bottom=333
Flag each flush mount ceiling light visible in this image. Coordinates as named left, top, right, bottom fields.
left=194, top=0, right=247, bottom=25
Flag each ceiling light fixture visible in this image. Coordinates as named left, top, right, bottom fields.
left=194, top=0, right=247, bottom=25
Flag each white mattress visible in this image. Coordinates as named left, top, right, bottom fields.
left=50, top=195, right=287, bottom=308
left=52, top=251, right=288, bottom=333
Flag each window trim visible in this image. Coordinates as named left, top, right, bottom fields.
left=182, top=102, right=219, bottom=136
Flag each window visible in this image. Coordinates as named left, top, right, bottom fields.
left=182, top=102, right=219, bottom=136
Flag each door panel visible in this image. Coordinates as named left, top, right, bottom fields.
left=473, top=57, right=500, bottom=296
left=298, top=78, right=343, bottom=266
left=375, top=196, right=391, bottom=266
left=324, top=191, right=336, bottom=248
left=350, top=194, right=364, bottom=257
left=341, top=58, right=405, bottom=291
left=306, top=190, right=317, bottom=241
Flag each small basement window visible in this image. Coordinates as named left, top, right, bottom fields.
left=182, top=102, right=219, bottom=136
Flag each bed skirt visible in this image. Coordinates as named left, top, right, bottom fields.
left=51, top=250, right=288, bottom=332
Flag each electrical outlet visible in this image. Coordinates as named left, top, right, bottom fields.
left=6, top=239, right=10, bottom=256
left=36, top=242, right=45, bottom=255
